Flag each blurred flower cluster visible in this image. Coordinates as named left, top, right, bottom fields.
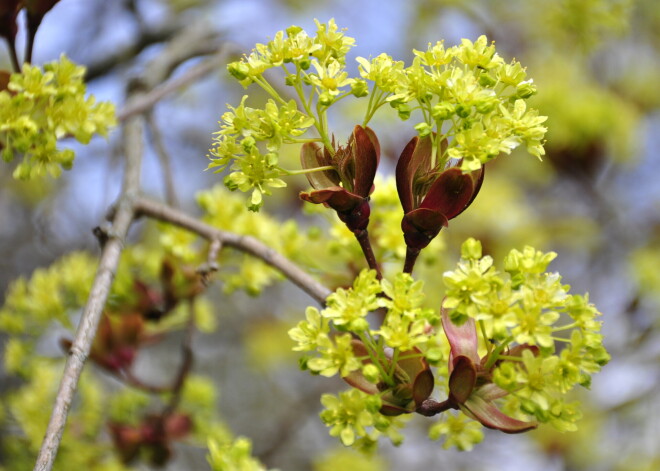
left=0, top=55, right=116, bottom=179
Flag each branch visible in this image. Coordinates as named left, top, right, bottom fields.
left=33, top=108, right=145, bottom=471
left=133, top=196, right=332, bottom=306
left=116, top=41, right=240, bottom=122
left=33, top=22, right=224, bottom=471
left=84, top=22, right=180, bottom=81
left=145, top=111, right=179, bottom=207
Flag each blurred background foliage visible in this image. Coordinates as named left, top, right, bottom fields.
left=1, top=0, right=659, bottom=470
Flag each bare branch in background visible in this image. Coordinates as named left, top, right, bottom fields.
left=34, top=104, right=145, bottom=471
left=146, top=111, right=179, bottom=207
left=33, top=22, right=229, bottom=471
left=116, top=42, right=239, bottom=122
left=84, top=23, right=180, bottom=81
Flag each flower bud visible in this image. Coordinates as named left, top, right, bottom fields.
left=414, top=122, right=433, bottom=137
left=455, top=104, right=471, bottom=118
left=286, top=25, right=303, bottom=36
left=362, top=364, right=381, bottom=383
left=432, top=102, right=455, bottom=120
left=318, top=91, right=334, bottom=106
left=478, top=72, right=497, bottom=87
left=351, top=79, right=369, bottom=97
left=227, top=61, right=250, bottom=81
left=516, top=80, right=536, bottom=99
left=396, top=103, right=411, bottom=120
left=285, top=74, right=299, bottom=86
left=475, top=97, right=497, bottom=114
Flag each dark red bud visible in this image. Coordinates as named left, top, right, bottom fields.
left=401, top=208, right=448, bottom=251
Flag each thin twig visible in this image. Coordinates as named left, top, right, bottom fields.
left=198, top=238, right=222, bottom=284
left=32, top=24, right=243, bottom=471
left=116, top=43, right=239, bottom=122
left=146, top=111, right=179, bottom=207
left=84, top=23, right=181, bottom=81
left=355, top=229, right=382, bottom=279
left=4, top=37, right=21, bottom=72
left=403, top=247, right=420, bottom=274
left=133, top=196, right=332, bottom=305
left=415, top=398, right=455, bottom=416
left=163, top=299, right=196, bottom=415
left=33, top=112, right=144, bottom=471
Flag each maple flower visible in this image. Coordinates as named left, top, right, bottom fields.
left=343, top=339, right=434, bottom=416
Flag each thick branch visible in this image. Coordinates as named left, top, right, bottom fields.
left=33, top=113, right=144, bottom=471
left=33, top=22, right=219, bottom=471
left=133, top=197, right=332, bottom=306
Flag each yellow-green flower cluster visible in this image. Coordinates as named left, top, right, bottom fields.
left=444, top=238, right=609, bottom=431
left=377, top=274, right=438, bottom=352
left=196, top=184, right=324, bottom=295
left=289, top=271, right=442, bottom=448
left=214, top=21, right=546, bottom=209
left=1, top=55, right=116, bottom=179
left=428, top=412, right=484, bottom=451
left=319, top=390, right=406, bottom=448
left=227, top=19, right=356, bottom=87
left=207, top=436, right=270, bottom=471
left=210, top=19, right=362, bottom=211
left=207, top=96, right=314, bottom=211
left=289, top=270, right=441, bottom=380
left=359, top=36, right=547, bottom=171
left=0, top=251, right=97, bottom=334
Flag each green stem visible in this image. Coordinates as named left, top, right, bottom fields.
left=278, top=165, right=335, bottom=176
left=551, top=322, right=578, bottom=332
left=478, top=320, right=492, bottom=356
left=496, top=355, right=524, bottom=362
left=388, top=348, right=401, bottom=382
left=482, top=336, right=513, bottom=370
left=358, top=332, right=395, bottom=387
left=252, top=76, right=287, bottom=106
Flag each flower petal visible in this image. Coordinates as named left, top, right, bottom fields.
left=461, top=393, right=538, bottom=433
left=352, top=125, right=380, bottom=197
left=419, top=167, right=475, bottom=220
left=448, top=355, right=477, bottom=404
left=300, top=142, right=340, bottom=189
left=395, top=135, right=433, bottom=213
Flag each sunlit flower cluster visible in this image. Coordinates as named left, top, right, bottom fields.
left=359, top=36, right=547, bottom=171
left=442, top=238, right=610, bottom=432
left=290, top=237, right=608, bottom=450
left=210, top=20, right=547, bottom=210
left=0, top=55, right=116, bottom=179
left=289, top=270, right=441, bottom=446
